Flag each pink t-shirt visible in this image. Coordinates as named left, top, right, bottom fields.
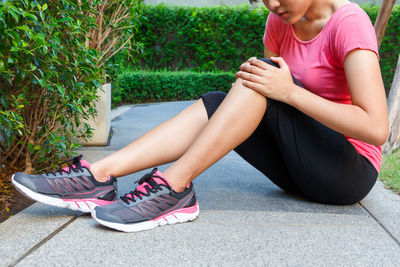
left=262, top=3, right=382, bottom=172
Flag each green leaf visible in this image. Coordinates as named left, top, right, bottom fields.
left=8, top=9, right=19, bottom=23
left=16, top=25, right=31, bottom=33
left=22, top=11, right=38, bottom=21
left=27, top=143, right=34, bottom=153
left=56, top=85, right=65, bottom=98
left=0, top=61, right=4, bottom=74
left=59, top=18, right=74, bottom=23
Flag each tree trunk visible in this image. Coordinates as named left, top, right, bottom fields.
left=383, top=54, right=400, bottom=153
left=374, top=0, right=396, bottom=49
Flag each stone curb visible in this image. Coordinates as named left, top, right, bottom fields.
left=360, top=180, right=400, bottom=244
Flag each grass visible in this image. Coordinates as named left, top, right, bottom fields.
left=379, top=148, right=400, bottom=195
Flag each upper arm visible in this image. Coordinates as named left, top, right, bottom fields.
left=263, top=13, right=281, bottom=58
left=264, top=47, right=279, bottom=58
left=344, top=49, right=388, bottom=142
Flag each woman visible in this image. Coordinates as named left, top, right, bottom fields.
left=12, top=0, right=388, bottom=232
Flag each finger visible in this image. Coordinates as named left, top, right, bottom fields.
left=239, top=57, right=257, bottom=69
left=235, top=71, right=241, bottom=80
left=248, top=58, right=277, bottom=71
left=235, top=71, right=243, bottom=80
left=240, top=61, right=261, bottom=71
left=239, top=61, right=251, bottom=70
left=235, top=71, right=264, bottom=84
left=270, top=56, right=288, bottom=69
left=240, top=62, right=266, bottom=76
left=247, top=56, right=257, bottom=62
left=241, top=80, right=266, bottom=96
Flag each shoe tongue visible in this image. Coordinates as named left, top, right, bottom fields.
left=62, top=159, right=91, bottom=172
left=128, top=170, right=169, bottom=199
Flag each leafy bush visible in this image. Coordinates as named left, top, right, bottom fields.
left=0, top=0, right=102, bottom=176
left=113, top=70, right=234, bottom=104
left=118, top=4, right=400, bottom=92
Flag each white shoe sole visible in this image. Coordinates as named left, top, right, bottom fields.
left=92, top=203, right=200, bottom=233
left=11, top=175, right=107, bottom=213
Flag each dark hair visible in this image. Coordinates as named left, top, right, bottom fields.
left=249, top=0, right=259, bottom=3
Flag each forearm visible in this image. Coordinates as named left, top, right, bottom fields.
left=237, top=52, right=388, bottom=145
left=286, top=84, right=388, bottom=146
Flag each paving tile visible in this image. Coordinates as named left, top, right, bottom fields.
left=18, top=210, right=400, bottom=266
left=4, top=101, right=400, bottom=266
left=0, top=204, right=78, bottom=267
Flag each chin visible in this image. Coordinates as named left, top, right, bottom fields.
left=280, top=15, right=303, bottom=25
left=280, top=17, right=296, bottom=25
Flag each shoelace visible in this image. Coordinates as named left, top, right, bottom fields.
left=45, top=155, right=85, bottom=176
left=120, top=168, right=170, bottom=204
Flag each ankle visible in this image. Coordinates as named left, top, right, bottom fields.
left=168, top=180, right=187, bottom=193
left=90, top=163, right=111, bottom=183
left=162, top=170, right=189, bottom=193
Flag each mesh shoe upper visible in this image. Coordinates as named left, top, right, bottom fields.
left=13, top=155, right=117, bottom=201
left=94, top=168, right=196, bottom=224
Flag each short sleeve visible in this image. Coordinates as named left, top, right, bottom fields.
left=334, top=7, right=379, bottom=64
left=263, top=13, right=281, bottom=54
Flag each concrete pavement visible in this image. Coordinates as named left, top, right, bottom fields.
left=1, top=101, right=400, bottom=266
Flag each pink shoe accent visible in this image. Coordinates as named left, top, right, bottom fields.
left=154, top=170, right=168, bottom=186
left=80, top=160, right=91, bottom=169
left=62, top=159, right=91, bottom=172
left=152, top=202, right=199, bottom=221
left=58, top=186, right=115, bottom=196
left=62, top=165, right=72, bottom=172
left=61, top=159, right=112, bottom=182
left=126, top=170, right=168, bottom=200
left=62, top=198, right=115, bottom=206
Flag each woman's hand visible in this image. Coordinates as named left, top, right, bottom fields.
left=235, top=57, right=296, bottom=103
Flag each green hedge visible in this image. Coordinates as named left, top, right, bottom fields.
left=113, top=71, right=234, bottom=104
left=129, top=4, right=268, bottom=72
left=119, top=4, right=400, bottom=91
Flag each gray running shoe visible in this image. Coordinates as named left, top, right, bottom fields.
left=12, top=155, right=117, bottom=213
left=92, top=168, right=199, bottom=232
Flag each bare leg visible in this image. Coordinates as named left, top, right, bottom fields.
left=91, top=78, right=266, bottom=189
left=164, top=79, right=267, bottom=192
left=90, top=100, right=209, bottom=182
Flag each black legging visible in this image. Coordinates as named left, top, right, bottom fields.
left=200, top=58, right=377, bottom=205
